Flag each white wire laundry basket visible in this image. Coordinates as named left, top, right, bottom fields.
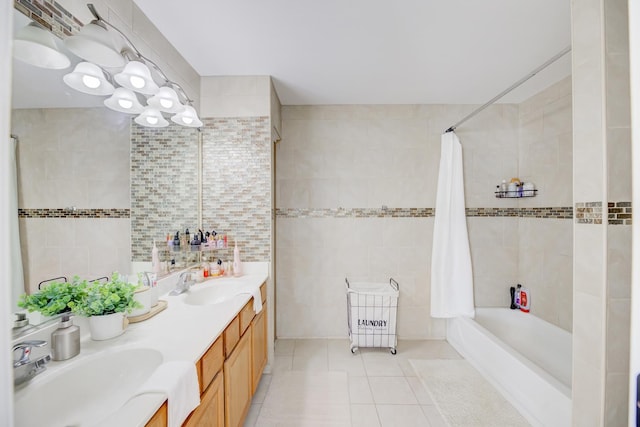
left=345, top=277, right=399, bottom=354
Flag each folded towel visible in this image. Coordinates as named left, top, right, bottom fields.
left=237, top=285, right=263, bottom=314
left=133, top=361, right=200, bottom=427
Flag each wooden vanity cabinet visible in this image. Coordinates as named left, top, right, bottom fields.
left=150, top=282, right=268, bottom=427
left=251, top=304, right=267, bottom=393
left=224, top=328, right=253, bottom=427
left=145, top=401, right=167, bottom=427
left=184, top=372, right=224, bottom=426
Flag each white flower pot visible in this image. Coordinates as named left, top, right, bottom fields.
left=88, top=312, right=128, bottom=341
left=129, top=287, right=152, bottom=317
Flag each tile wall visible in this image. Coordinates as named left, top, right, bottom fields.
left=276, top=79, right=574, bottom=339
left=517, top=77, right=574, bottom=331
left=571, top=0, right=632, bottom=424
left=12, top=107, right=132, bottom=293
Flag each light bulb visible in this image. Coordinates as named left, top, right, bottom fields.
left=118, top=99, right=133, bottom=109
left=146, top=116, right=159, bottom=125
left=160, top=98, right=173, bottom=109
left=130, top=75, right=145, bottom=89
left=182, top=117, right=194, bottom=125
left=82, top=74, right=101, bottom=89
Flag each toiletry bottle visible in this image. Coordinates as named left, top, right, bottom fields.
left=514, top=284, right=522, bottom=308
left=501, top=179, right=508, bottom=193
left=203, top=261, right=209, bottom=278
left=152, top=240, right=160, bottom=274
left=51, top=314, right=80, bottom=361
left=519, top=287, right=530, bottom=313
left=233, top=241, right=242, bottom=277
left=510, top=286, right=517, bottom=309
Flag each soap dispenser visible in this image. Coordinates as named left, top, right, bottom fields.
left=51, top=314, right=80, bottom=361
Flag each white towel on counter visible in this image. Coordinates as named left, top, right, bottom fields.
left=237, top=286, right=263, bottom=314
left=133, top=361, right=200, bottom=427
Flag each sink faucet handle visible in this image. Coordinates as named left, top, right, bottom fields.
left=13, top=340, right=47, bottom=367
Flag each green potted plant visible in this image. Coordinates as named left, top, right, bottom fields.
left=18, top=278, right=82, bottom=318
left=69, top=273, right=141, bottom=341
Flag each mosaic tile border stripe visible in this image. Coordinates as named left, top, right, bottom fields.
left=19, top=208, right=130, bottom=219
left=466, top=207, right=573, bottom=219
left=276, top=208, right=434, bottom=218
left=608, top=202, right=632, bottom=225
left=14, top=0, right=83, bottom=38
left=575, top=202, right=602, bottom=224
left=575, top=202, right=632, bottom=225
left=276, top=207, right=574, bottom=219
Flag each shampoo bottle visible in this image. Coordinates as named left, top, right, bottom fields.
left=514, top=284, right=522, bottom=308
left=519, top=287, right=531, bottom=313
left=233, top=241, right=242, bottom=277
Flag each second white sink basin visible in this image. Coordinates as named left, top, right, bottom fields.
left=14, top=347, right=163, bottom=427
left=183, top=282, right=238, bottom=306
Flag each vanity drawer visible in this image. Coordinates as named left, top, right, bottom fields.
left=224, top=315, right=240, bottom=357
left=260, top=283, right=266, bottom=304
left=240, top=300, right=255, bottom=335
left=201, top=336, right=224, bottom=393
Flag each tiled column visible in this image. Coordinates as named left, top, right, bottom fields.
left=571, top=0, right=631, bottom=425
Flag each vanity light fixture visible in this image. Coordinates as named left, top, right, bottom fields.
left=63, top=61, right=114, bottom=95
left=104, top=87, right=144, bottom=114
left=56, top=3, right=203, bottom=128
left=135, top=107, right=169, bottom=128
left=13, top=22, right=71, bottom=70
left=147, top=86, right=185, bottom=113
left=171, top=105, right=203, bottom=128
left=63, top=20, right=125, bottom=68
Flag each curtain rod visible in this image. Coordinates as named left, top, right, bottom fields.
left=444, top=45, right=572, bottom=134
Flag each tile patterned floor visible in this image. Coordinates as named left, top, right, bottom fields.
left=244, top=339, right=462, bottom=427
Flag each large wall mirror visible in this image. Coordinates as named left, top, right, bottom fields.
left=10, top=6, right=199, bottom=331
left=11, top=2, right=273, bottom=336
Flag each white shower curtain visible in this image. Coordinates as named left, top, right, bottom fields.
left=430, top=132, right=474, bottom=318
left=10, top=136, right=25, bottom=306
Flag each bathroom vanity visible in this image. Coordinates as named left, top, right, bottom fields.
left=12, top=270, right=268, bottom=427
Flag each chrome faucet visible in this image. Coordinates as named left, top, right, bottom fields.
left=13, top=340, right=51, bottom=386
left=169, top=271, right=195, bottom=296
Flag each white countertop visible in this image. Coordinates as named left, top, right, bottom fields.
left=13, top=263, right=268, bottom=427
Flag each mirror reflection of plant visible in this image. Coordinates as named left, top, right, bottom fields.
left=17, top=277, right=84, bottom=317
left=69, top=272, right=141, bottom=317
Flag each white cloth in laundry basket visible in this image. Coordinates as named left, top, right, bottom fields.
left=346, top=281, right=399, bottom=349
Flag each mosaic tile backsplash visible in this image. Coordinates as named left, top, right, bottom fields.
left=130, top=123, right=199, bottom=260
left=201, top=117, right=271, bottom=262
left=14, top=0, right=82, bottom=38
left=130, top=117, right=272, bottom=263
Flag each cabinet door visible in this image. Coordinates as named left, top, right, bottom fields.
left=251, top=305, right=267, bottom=393
left=184, top=372, right=224, bottom=427
left=145, top=401, right=167, bottom=427
left=224, top=328, right=252, bottom=427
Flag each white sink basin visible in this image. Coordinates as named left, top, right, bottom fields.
left=14, top=348, right=163, bottom=427
left=183, top=282, right=238, bottom=306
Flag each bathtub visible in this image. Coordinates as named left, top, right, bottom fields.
left=446, top=308, right=572, bottom=427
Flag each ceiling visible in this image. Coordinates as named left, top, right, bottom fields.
left=132, top=0, right=571, bottom=105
